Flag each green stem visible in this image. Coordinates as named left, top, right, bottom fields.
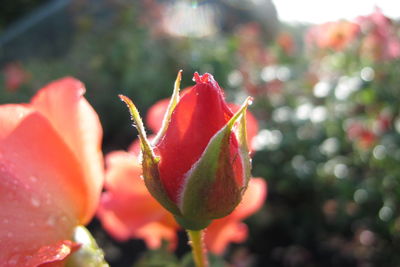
left=187, top=230, right=208, bottom=267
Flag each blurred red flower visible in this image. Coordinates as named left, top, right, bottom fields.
left=277, top=32, right=296, bottom=55
left=347, top=122, right=376, bottom=149
left=0, top=78, right=104, bottom=266
left=2, top=62, right=30, bottom=92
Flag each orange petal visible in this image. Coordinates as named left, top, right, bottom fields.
left=97, top=150, right=178, bottom=248
left=146, top=98, right=170, bottom=133
left=204, top=219, right=248, bottom=255
left=103, top=151, right=145, bottom=195
left=231, top=177, right=267, bottom=219
left=0, top=105, right=87, bottom=264
left=29, top=240, right=80, bottom=267
left=31, top=77, right=104, bottom=224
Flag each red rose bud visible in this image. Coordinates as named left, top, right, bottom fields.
left=120, top=71, right=253, bottom=230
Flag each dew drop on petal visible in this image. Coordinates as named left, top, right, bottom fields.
left=8, top=258, right=17, bottom=266
left=46, top=215, right=56, bottom=227
left=31, top=197, right=41, bottom=208
left=45, top=193, right=52, bottom=205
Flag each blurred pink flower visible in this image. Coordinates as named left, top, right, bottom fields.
left=236, top=22, right=274, bottom=66
left=306, top=21, right=360, bottom=52
left=358, top=8, right=400, bottom=61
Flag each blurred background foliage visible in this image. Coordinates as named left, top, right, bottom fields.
left=1, top=0, right=400, bottom=266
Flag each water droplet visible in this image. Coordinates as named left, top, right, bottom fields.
left=45, top=194, right=52, bottom=205
left=31, top=197, right=41, bottom=208
left=8, top=258, right=17, bottom=265
left=46, top=216, right=56, bottom=227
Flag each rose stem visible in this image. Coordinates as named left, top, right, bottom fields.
left=187, top=229, right=209, bottom=267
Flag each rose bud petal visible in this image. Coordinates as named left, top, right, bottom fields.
left=120, top=71, right=253, bottom=230
left=146, top=95, right=259, bottom=152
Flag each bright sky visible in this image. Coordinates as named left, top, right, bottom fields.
left=273, top=0, right=400, bottom=24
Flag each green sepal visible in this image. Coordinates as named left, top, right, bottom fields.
left=141, top=149, right=182, bottom=215
left=237, top=102, right=252, bottom=190
left=119, top=95, right=181, bottom=215
left=178, top=97, right=253, bottom=229
left=152, top=70, right=182, bottom=146
left=66, top=226, right=109, bottom=267
left=174, top=215, right=211, bottom=231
